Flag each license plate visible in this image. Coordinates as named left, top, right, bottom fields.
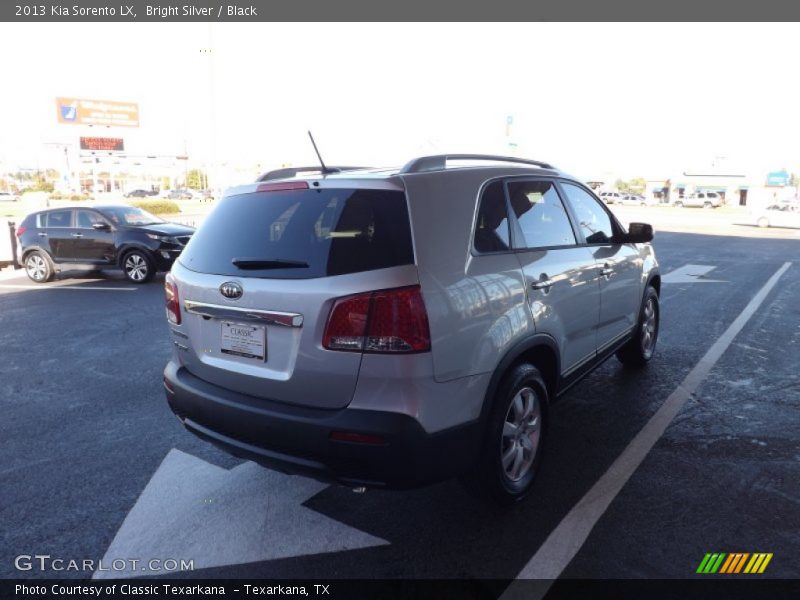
left=220, top=321, right=266, bottom=361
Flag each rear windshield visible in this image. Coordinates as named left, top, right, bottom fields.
left=179, top=188, right=414, bottom=279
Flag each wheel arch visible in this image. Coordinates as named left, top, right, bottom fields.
left=479, top=334, right=561, bottom=426
left=116, top=243, right=155, bottom=267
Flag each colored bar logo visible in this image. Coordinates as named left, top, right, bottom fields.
left=697, top=552, right=773, bottom=574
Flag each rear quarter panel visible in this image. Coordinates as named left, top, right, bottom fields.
left=401, top=170, right=533, bottom=383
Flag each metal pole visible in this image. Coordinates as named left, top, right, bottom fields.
left=9, top=221, right=20, bottom=269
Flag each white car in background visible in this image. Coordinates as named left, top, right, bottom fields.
left=674, top=191, right=723, bottom=208
left=617, top=194, right=657, bottom=206
left=752, top=202, right=800, bottom=229
left=599, top=191, right=622, bottom=204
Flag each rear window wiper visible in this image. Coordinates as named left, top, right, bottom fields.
left=231, top=258, right=310, bottom=269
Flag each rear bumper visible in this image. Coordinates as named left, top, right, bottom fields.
left=163, top=361, right=481, bottom=489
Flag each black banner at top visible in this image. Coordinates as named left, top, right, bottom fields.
left=2, top=0, right=800, bottom=21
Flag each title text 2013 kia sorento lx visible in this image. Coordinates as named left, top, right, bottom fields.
left=163, top=155, right=660, bottom=503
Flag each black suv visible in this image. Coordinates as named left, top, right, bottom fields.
left=16, top=205, right=195, bottom=283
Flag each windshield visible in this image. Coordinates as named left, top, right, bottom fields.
left=100, top=206, right=166, bottom=226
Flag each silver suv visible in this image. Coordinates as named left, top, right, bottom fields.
left=163, top=155, right=660, bottom=503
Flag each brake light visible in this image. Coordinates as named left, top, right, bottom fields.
left=165, top=273, right=181, bottom=325
left=323, top=285, right=431, bottom=353
left=256, top=181, right=309, bottom=193
left=15, top=225, right=26, bottom=237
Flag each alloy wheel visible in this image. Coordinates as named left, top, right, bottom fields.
left=125, top=254, right=148, bottom=281
left=501, top=387, right=542, bottom=482
left=26, top=254, right=46, bottom=281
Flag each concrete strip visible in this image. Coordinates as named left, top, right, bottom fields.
left=502, top=261, right=792, bottom=597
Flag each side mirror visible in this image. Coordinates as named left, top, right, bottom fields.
left=625, top=222, right=653, bottom=243
left=92, top=222, right=111, bottom=231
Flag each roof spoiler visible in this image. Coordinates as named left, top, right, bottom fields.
left=256, top=166, right=369, bottom=182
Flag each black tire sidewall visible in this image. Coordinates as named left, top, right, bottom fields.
left=122, top=250, right=155, bottom=283
left=482, top=363, right=549, bottom=503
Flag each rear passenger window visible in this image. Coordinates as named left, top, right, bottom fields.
left=474, top=181, right=510, bottom=253
left=507, top=180, right=576, bottom=248
left=46, top=210, right=72, bottom=228
left=561, top=182, right=615, bottom=244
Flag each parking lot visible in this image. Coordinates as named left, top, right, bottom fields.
left=1, top=216, right=798, bottom=586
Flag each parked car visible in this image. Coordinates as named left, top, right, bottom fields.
left=0, top=191, right=19, bottom=202
left=674, top=191, right=723, bottom=208
left=617, top=194, right=655, bottom=206
left=599, top=191, right=623, bottom=204
left=16, top=205, right=195, bottom=283
left=167, top=189, right=194, bottom=200
left=125, top=189, right=159, bottom=198
left=162, top=154, right=660, bottom=503
left=752, top=201, right=800, bottom=229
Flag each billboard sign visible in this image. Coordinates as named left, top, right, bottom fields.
left=80, top=136, right=125, bottom=152
left=56, top=97, right=139, bottom=127
left=766, top=170, right=790, bottom=187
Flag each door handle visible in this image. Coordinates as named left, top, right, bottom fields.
left=71, top=233, right=83, bottom=238
left=530, top=278, right=553, bottom=291
left=600, top=264, right=613, bottom=277
left=38, top=232, right=48, bottom=237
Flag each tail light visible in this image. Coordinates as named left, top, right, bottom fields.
left=15, top=225, right=26, bottom=237
left=256, top=181, right=309, bottom=193
left=165, top=273, right=181, bottom=325
left=323, top=285, right=430, bottom=353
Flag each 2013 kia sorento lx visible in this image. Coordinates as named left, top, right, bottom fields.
left=162, top=155, right=660, bottom=503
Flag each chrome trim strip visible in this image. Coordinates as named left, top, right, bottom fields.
left=170, top=328, right=188, bottom=339
left=173, top=341, right=189, bottom=351
left=183, top=300, right=304, bottom=328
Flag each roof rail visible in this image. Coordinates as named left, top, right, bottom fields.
left=399, top=154, right=555, bottom=174
left=256, top=166, right=368, bottom=182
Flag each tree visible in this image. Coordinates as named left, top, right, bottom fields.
left=614, top=178, right=631, bottom=193
left=186, top=169, right=208, bottom=190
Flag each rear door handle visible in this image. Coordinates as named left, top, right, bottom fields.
left=38, top=232, right=48, bottom=237
left=71, top=233, right=83, bottom=238
left=530, top=278, right=553, bottom=290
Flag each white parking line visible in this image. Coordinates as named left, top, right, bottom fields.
left=502, top=261, right=792, bottom=597
left=0, top=284, right=137, bottom=291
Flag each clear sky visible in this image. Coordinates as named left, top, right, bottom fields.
left=0, top=22, right=797, bottom=183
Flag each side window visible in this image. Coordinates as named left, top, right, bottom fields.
left=76, top=210, right=104, bottom=229
left=474, top=181, right=510, bottom=253
left=507, top=180, right=576, bottom=248
left=561, top=182, right=615, bottom=244
left=46, top=210, right=72, bottom=228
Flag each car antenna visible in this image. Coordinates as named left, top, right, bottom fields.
left=307, top=131, right=333, bottom=174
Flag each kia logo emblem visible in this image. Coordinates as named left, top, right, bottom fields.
left=219, top=281, right=243, bottom=300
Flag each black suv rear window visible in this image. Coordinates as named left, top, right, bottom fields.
left=179, top=188, right=414, bottom=279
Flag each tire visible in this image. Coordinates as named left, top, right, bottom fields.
left=703, top=202, right=712, bottom=209
left=464, top=363, right=548, bottom=504
left=617, top=286, right=660, bottom=368
left=24, top=250, right=54, bottom=283
left=757, top=217, right=770, bottom=228
left=675, top=201, right=683, bottom=207
left=121, top=250, right=155, bottom=283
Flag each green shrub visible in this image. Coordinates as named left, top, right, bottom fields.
left=130, top=200, right=181, bottom=215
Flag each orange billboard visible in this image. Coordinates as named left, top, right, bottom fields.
left=56, top=97, right=139, bottom=128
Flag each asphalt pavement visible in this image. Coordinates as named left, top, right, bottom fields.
left=0, top=230, right=798, bottom=587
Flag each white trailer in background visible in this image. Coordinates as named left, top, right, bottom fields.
left=0, top=218, right=20, bottom=269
